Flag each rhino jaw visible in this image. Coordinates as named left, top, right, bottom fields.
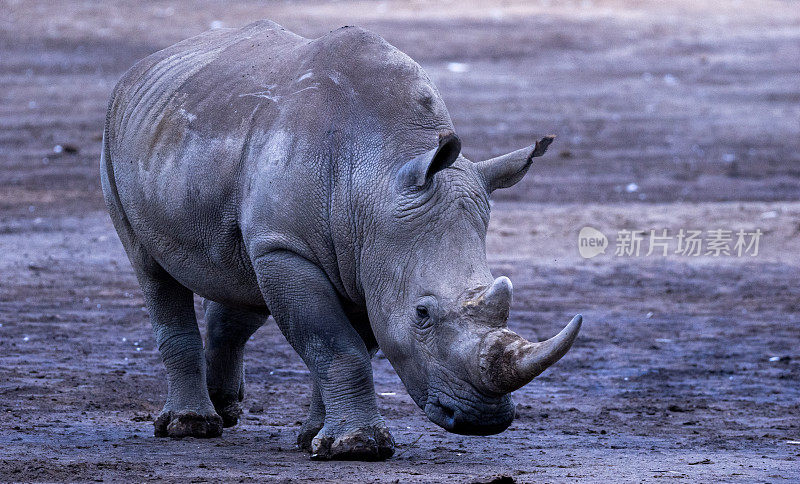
left=423, top=393, right=515, bottom=436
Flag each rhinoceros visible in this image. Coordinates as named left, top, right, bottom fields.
left=101, top=20, right=581, bottom=460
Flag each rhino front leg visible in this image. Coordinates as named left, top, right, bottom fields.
left=254, top=251, right=394, bottom=461
left=204, top=300, right=266, bottom=427
left=138, top=270, right=223, bottom=438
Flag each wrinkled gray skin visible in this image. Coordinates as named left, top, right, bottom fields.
left=101, top=20, right=581, bottom=461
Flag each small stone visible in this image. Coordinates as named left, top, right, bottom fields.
left=447, top=62, right=469, bottom=73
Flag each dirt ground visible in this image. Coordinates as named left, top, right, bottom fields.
left=1, top=0, right=799, bottom=482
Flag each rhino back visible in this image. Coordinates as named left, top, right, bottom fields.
left=105, top=20, right=453, bottom=307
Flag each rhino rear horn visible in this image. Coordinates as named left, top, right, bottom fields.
left=398, top=132, right=461, bottom=188
left=476, top=135, right=554, bottom=192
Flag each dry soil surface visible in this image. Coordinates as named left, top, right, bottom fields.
left=1, top=1, right=799, bottom=482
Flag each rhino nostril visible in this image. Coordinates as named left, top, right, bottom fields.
left=439, top=404, right=456, bottom=428
left=441, top=404, right=455, bottom=419
left=429, top=399, right=456, bottom=426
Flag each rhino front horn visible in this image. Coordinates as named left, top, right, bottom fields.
left=478, top=314, right=582, bottom=394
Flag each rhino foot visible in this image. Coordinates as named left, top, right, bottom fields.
left=309, top=424, right=395, bottom=461
left=154, top=409, right=223, bottom=438
left=297, top=420, right=325, bottom=451
left=209, top=392, right=243, bottom=428
left=214, top=399, right=242, bottom=428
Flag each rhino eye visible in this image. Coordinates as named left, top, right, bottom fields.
left=413, top=296, right=438, bottom=328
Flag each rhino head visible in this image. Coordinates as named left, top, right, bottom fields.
left=362, top=133, right=581, bottom=435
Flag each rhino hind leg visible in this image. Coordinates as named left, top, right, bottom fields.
left=138, top=267, right=223, bottom=438
left=204, top=300, right=266, bottom=427
left=102, top=136, right=221, bottom=438
left=297, top=381, right=325, bottom=451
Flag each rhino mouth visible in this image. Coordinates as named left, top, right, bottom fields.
left=423, top=392, right=515, bottom=436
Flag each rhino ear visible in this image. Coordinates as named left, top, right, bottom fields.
left=476, top=136, right=554, bottom=192
left=397, top=132, right=461, bottom=189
